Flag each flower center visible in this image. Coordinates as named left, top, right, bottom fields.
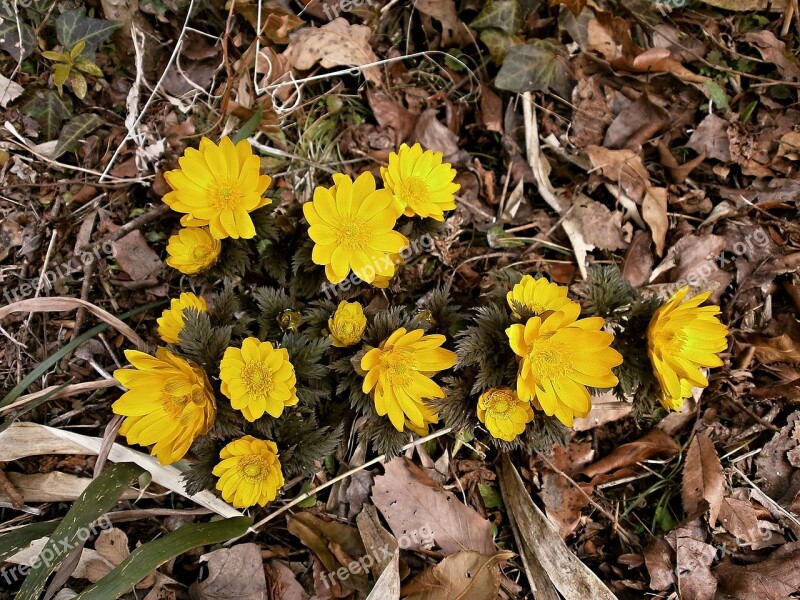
left=210, top=179, right=243, bottom=210
left=335, top=218, right=370, bottom=250
left=484, top=389, right=515, bottom=416
left=162, top=391, right=190, bottom=420
left=238, top=456, right=269, bottom=481
left=192, top=244, right=212, bottom=260
left=241, top=362, right=274, bottom=397
left=380, top=349, right=416, bottom=386
left=654, top=328, right=687, bottom=354
left=335, top=322, right=361, bottom=344
left=398, top=176, right=430, bottom=210
left=528, top=335, right=570, bottom=381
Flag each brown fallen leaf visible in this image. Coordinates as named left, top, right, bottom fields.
left=402, top=550, right=513, bottom=600
left=573, top=390, right=633, bottom=431
left=585, top=145, right=650, bottom=204
left=581, top=429, right=680, bottom=480
left=741, top=315, right=800, bottom=365
left=643, top=536, right=675, bottom=592
left=414, top=0, right=471, bottom=47
left=366, top=88, right=416, bottom=145
left=411, top=109, right=460, bottom=157
left=683, top=432, right=726, bottom=527
left=266, top=560, right=308, bottom=600
left=283, top=18, right=381, bottom=85
left=603, top=93, right=669, bottom=150
left=668, top=521, right=717, bottom=600
left=578, top=201, right=627, bottom=251
left=112, top=230, right=163, bottom=282
left=372, top=457, right=495, bottom=556
left=755, top=411, right=800, bottom=503
left=86, top=528, right=154, bottom=589
left=621, top=230, right=654, bottom=287
left=498, top=455, right=617, bottom=600
left=642, top=186, right=669, bottom=256
left=189, top=544, right=267, bottom=600
left=700, top=0, right=787, bottom=9
left=356, top=505, right=398, bottom=580
left=713, top=546, right=800, bottom=600
left=479, top=83, right=503, bottom=134
left=687, top=114, right=731, bottom=162
left=718, top=498, right=761, bottom=546
left=0, top=216, right=24, bottom=261
left=743, top=30, right=800, bottom=82
left=539, top=443, right=595, bottom=538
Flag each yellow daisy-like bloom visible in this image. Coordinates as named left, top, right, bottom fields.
left=380, top=143, right=460, bottom=221
left=329, top=301, right=367, bottom=347
left=646, top=286, right=728, bottom=412
left=304, top=172, right=407, bottom=284
left=507, top=275, right=574, bottom=319
left=506, top=304, right=623, bottom=427
left=220, top=337, right=298, bottom=422
left=361, top=328, right=457, bottom=432
left=372, top=253, right=402, bottom=289
left=113, top=348, right=216, bottom=465
left=163, top=137, right=272, bottom=240
left=477, top=387, right=534, bottom=442
left=165, top=227, right=221, bottom=275
left=157, top=292, right=208, bottom=345
left=213, top=436, right=284, bottom=508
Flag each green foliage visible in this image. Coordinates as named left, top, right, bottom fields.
left=418, top=286, right=464, bottom=337
left=364, top=416, right=410, bottom=458
left=55, top=9, right=120, bottom=58
left=275, top=415, right=344, bottom=478
left=43, top=40, right=104, bottom=99
left=0, top=4, right=36, bottom=60
left=182, top=437, right=221, bottom=496
left=21, top=89, right=73, bottom=141
left=53, top=113, right=103, bottom=157
left=574, top=264, right=639, bottom=319
left=495, top=40, right=575, bottom=97
left=456, top=304, right=516, bottom=394
left=254, top=286, right=296, bottom=339
left=470, top=0, right=522, bottom=34
left=429, top=376, right=478, bottom=433
left=281, top=332, right=332, bottom=406
left=178, top=309, right=232, bottom=377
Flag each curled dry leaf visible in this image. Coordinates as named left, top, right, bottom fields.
left=581, top=429, right=680, bottom=481
left=371, top=457, right=495, bottom=556
left=402, top=550, right=513, bottom=600
left=283, top=18, right=381, bottom=85
left=713, top=544, right=800, bottom=600
left=189, top=543, right=267, bottom=600
left=682, top=432, right=726, bottom=527
left=112, top=230, right=163, bottom=282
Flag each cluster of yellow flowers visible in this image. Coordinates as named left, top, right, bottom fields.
left=305, top=143, right=460, bottom=285
left=474, top=276, right=728, bottom=442
left=110, top=136, right=729, bottom=509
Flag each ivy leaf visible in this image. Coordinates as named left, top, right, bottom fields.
left=21, top=89, right=73, bottom=140
left=470, top=0, right=522, bottom=35
left=495, top=40, right=575, bottom=97
left=56, top=9, right=120, bottom=57
left=54, top=113, right=103, bottom=158
left=705, top=80, right=730, bottom=110
left=53, top=63, right=71, bottom=92
left=0, top=6, right=36, bottom=60
left=75, top=58, right=104, bottom=77
left=479, top=29, right=521, bottom=64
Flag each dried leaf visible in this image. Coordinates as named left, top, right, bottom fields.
left=585, top=145, right=650, bottom=203
left=415, top=0, right=471, bottom=46
left=682, top=432, right=726, bottom=526
left=411, top=109, right=460, bottom=156
left=283, top=18, right=381, bottom=85
left=581, top=429, right=680, bottom=480
left=402, top=551, right=513, bottom=600
left=189, top=544, right=267, bottom=600
left=112, top=230, right=163, bottom=282
left=372, top=457, right=495, bottom=556
left=743, top=30, right=800, bottom=82
left=643, top=186, right=669, bottom=256
left=643, top=537, right=675, bottom=591
left=713, top=547, right=800, bottom=600
left=718, top=498, right=761, bottom=546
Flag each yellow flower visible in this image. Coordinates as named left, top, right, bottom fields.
left=165, top=227, right=221, bottom=275
left=372, top=253, right=402, bottom=289
left=329, top=301, right=367, bottom=347
left=220, top=337, right=298, bottom=422
left=647, top=286, right=728, bottom=412
left=213, top=436, right=284, bottom=508
left=113, top=348, right=216, bottom=465
left=478, top=387, right=534, bottom=442
left=507, top=304, right=622, bottom=427
left=304, top=172, right=407, bottom=284
left=361, top=328, right=457, bottom=431
left=507, top=275, right=574, bottom=318
left=157, top=292, right=208, bottom=345
left=380, top=143, right=460, bottom=221
left=163, top=137, right=272, bottom=240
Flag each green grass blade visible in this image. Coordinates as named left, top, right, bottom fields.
left=15, top=462, right=144, bottom=600
left=74, top=517, right=252, bottom=600
left=0, top=521, right=60, bottom=562
left=0, top=300, right=165, bottom=409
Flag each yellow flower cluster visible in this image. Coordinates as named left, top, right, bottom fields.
left=114, top=299, right=299, bottom=508
left=305, top=144, right=460, bottom=286
left=164, top=137, right=273, bottom=274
